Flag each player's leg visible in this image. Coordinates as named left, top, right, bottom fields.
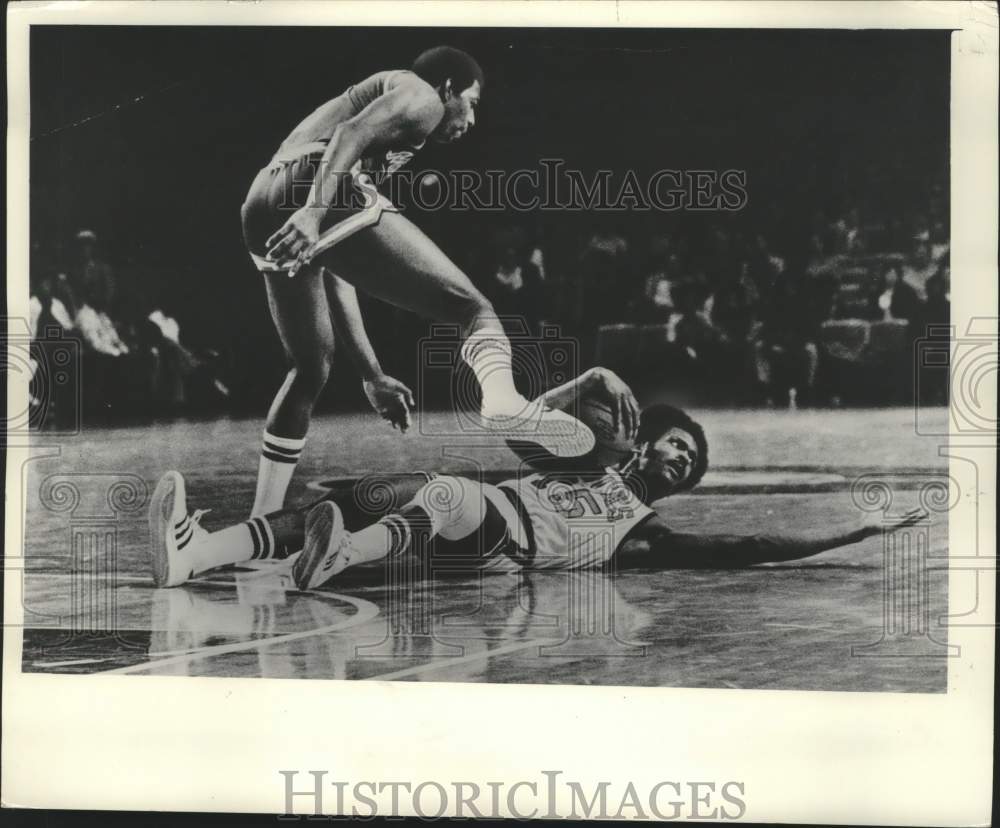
left=316, top=211, right=594, bottom=457
left=148, top=470, right=316, bottom=587
left=320, top=212, right=516, bottom=407
left=250, top=267, right=336, bottom=516
left=293, top=474, right=511, bottom=589
left=148, top=470, right=438, bottom=587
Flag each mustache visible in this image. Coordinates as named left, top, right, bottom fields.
left=664, top=457, right=688, bottom=478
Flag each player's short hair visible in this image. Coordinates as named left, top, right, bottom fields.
left=412, top=46, right=484, bottom=93
left=637, top=404, right=709, bottom=491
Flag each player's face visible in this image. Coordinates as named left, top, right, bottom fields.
left=432, top=80, right=480, bottom=143
left=642, top=427, right=699, bottom=496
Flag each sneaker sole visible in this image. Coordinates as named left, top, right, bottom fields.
left=294, top=502, right=344, bottom=590
left=485, top=417, right=595, bottom=457
left=148, top=472, right=180, bottom=588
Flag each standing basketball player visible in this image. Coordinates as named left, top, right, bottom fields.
left=241, top=46, right=593, bottom=516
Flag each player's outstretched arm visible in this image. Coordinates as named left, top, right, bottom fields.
left=616, top=508, right=927, bottom=569
left=266, top=81, right=443, bottom=272
left=537, top=366, right=640, bottom=440
left=326, top=275, right=414, bottom=431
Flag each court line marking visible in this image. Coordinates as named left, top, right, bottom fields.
left=693, top=630, right=762, bottom=638
left=96, top=591, right=381, bottom=676
left=26, top=568, right=287, bottom=590
left=22, top=571, right=302, bottom=646
left=364, top=637, right=562, bottom=681
left=26, top=572, right=381, bottom=669
left=763, top=622, right=833, bottom=630
left=31, top=658, right=117, bottom=668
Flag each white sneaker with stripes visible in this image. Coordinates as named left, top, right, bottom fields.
left=148, top=470, right=210, bottom=588
left=482, top=396, right=596, bottom=458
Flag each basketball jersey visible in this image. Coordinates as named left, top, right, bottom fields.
left=347, top=70, right=425, bottom=178
left=270, top=70, right=426, bottom=180
left=498, top=469, right=653, bottom=570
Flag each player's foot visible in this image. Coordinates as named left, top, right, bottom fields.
left=482, top=396, right=595, bottom=458
left=148, top=470, right=210, bottom=588
left=292, top=501, right=354, bottom=590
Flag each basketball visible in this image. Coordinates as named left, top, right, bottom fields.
left=579, top=396, right=634, bottom=467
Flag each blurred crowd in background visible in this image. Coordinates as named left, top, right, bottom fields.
left=28, top=229, right=231, bottom=424
left=26, top=28, right=951, bottom=429
left=28, top=187, right=949, bottom=428
left=550, top=193, right=951, bottom=408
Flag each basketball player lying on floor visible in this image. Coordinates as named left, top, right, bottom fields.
left=148, top=366, right=927, bottom=589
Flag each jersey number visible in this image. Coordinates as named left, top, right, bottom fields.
left=547, top=485, right=602, bottom=519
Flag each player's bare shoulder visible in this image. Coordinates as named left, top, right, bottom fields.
left=387, top=70, right=445, bottom=137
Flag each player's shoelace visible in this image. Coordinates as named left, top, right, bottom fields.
left=174, top=508, right=211, bottom=551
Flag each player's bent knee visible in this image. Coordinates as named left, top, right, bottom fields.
left=417, top=475, right=484, bottom=541
left=451, top=289, right=495, bottom=328
left=290, top=352, right=334, bottom=397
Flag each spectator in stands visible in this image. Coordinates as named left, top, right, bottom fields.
left=55, top=229, right=229, bottom=417
left=754, top=262, right=822, bottom=408
left=636, top=251, right=682, bottom=323
left=121, top=253, right=231, bottom=412
left=710, top=259, right=760, bottom=342
left=798, top=235, right=840, bottom=323
left=929, top=220, right=950, bottom=264
left=902, top=232, right=937, bottom=299
left=843, top=207, right=865, bottom=254
left=578, top=227, right=631, bottom=327
left=28, top=241, right=90, bottom=428
left=804, top=234, right=830, bottom=278
left=747, top=233, right=784, bottom=293
left=825, top=205, right=865, bottom=256
left=911, top=257, right=951, bottom=405
left=58, top=230, right=140, bottom=418
left=700, top=224, right=739, bottom=288
left=484, top=227, right=549, bottom=336
left=874, top=262, right=922, bottom=323
left=913, top=262, right=950, bottom=407
left=66, top=230, right=130, bottom=356
left=703, top=259, right=763, bottom=396
left=526, top=239, right=547, bottom=283
left=921, top=263, right=950, bottom=329
left=67, top=230, right=114, bottom=310
left=29, top=241, right=75, bottom=335
left=673, top=277, right=729, bottom=370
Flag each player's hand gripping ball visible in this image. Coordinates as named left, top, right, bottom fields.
left=578, top=396, right=636, bottom=467
left=585, top=368, right=640, bottom=438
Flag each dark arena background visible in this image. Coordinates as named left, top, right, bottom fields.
left=21, top=27, right=953, bottom=688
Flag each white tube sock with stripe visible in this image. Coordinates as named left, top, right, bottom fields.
left=251, top=432, right=305, bottom=517
left=348, top=505, right=433, bottom=567
left=348, top=479, right=478, bottom=567
left=460, top=327, right=522, bottom=415
left=190, top=516, right=278, bottom=576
